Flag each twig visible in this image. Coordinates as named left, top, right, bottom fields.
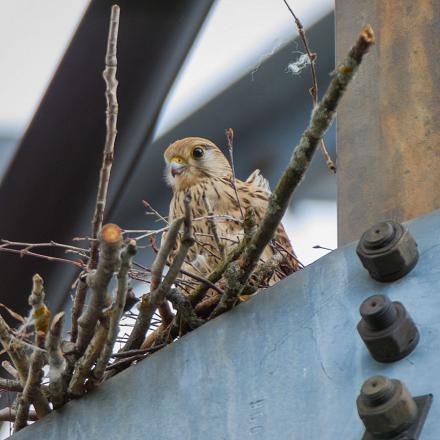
left=211, top=25, right=375, bottom=317
left=46, top=312, right=67, bottom=409
left=14, top=275, right=51, bottom=432
left=110, top=344, right=166, bottom=359
left=2, top=361, right=19, bottom=379
left=282, top=0, right=336, bottom=173
left=0, top=246, right=84, bottom=268
left=142, top=200, right=169, bottom=225
left=201, top=192, right=225, bottom=257
left=68, top=318, right=109, bottom=397
left=76, top=224, right=122, bottom=357
left=226, top=128, right=244, bottom=218
left=121, top=217, right=183, bottom=352
left=0, top=377, right=23, bottom=392
left=0, top=240, right=89, bottom=257
left=90, top=240, right=137, bottom=387
left=0, top=408, right=38, bottom=423
left=89, top=4, right=120, bottom=268
left=71, top=4, right=121, bottom=344
left=166, top=289, right=204, bottom=330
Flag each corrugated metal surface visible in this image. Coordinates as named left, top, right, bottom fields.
left=12, top=209, right=440, bottom=439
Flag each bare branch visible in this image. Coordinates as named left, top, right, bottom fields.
left=70, top=5, right=121, bottom=345
left=166, top=289, right=204, bottom=330
left=46, top=312, right=67, bottom=409
left=212, top=25, right=375, bottom=317
left=0, top=408, right=38, bottom=423
left=121, top=217, right=183, bottom=352
left=202, top=192, right=225, bottom=257
left=226, top=128, right=244, bottom=218
left=69, top=319, right=109, bottom=397
left=282, top=0, right=336, bottom=173
left=76, top=224, right=122, bottom=356
left=0, top=377, right=23, bottom=392
left=89, top=4, right=120, bottom=269
left=90, top=240, right=137, bottom=386
left=14, top=275, right=51, bottom=432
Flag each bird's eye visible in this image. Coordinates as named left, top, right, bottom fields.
left=191, top=147, right=204, bottom=159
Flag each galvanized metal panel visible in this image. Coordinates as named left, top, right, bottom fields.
left=12, top=209, right=440, bottom=439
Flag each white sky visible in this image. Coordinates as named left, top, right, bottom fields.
left=0, top=0, right=90, bottom=133
left=154, top=0, right=333, bottom=139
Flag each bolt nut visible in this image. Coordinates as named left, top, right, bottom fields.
left=357, top=375, right=418, bottom=437
left=356, top=221, right=418, bottom=282
left=357, top=295, right=419, bottom=363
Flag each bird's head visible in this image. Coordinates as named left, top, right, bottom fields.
left=164, top=137, right=232, bottom=191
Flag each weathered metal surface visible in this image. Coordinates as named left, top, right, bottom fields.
left=11, top=209, right=440, bottom=439
left=357, top=295, right=419, bottom=363
left=336, top=0, right=440, bottom=245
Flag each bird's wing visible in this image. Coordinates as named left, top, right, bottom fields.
left=245, top=169, right=271, bottom=193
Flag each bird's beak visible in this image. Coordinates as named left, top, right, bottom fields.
left=170, top=157, right=187, bottom=177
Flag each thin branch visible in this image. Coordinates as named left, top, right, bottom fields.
left=46, top=312, right=67, bottom=409
left=142, top=200, right=169, bottom=225
left=282, top=0, right=336, bottom=173
left=71, top=4, right=121, bottom=345
left=14, top=275, right=51, bottom=432
left=166, top=289, right=204, bottom=330
left=2, top=361, right=19, bottom=379
left=110, top=344, right=166, bottom=359
left=212, top=25, right=375, bottom=317
left=226, top=128, right=244, bottom=218
left=75, top=224, right=122, bottom=356
left=0, top=377, right=23, bottom=392
left=90, top=240, right=137, bottom=387
left=68, top=319, right=109, bottom=397
left=89, top=4, right=120, bottom=268
left=202, top=192, right=225, bottom=257
left=0, top=247, right=84, bottom=269
left=0, top=408, right=38, bottom=423
left=121, top=217, right=183, bottom=352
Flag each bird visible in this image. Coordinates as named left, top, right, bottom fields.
left=163, top=136, right=300, bottom=294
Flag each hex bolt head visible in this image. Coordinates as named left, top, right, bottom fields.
left=357, top=295, right=419, bottom=363
left=357, top=375, right=418, bottom=437
left=356, top=220, right=418, bottom=282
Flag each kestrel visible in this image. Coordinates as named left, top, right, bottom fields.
left=163, top=137, right=299, bottom=293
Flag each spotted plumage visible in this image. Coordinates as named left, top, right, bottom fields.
left=163, top=137, right=299, bottom=291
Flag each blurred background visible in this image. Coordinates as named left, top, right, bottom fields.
left=0, top=0, right=336, bottom=350
left=0, top=0, right=336, bottom=433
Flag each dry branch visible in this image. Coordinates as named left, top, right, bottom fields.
left=282, top=0, right=336, bottom=173
left=0, top=408, right=38, bottom=423
left=211, top=25, right=375, bottom=318
left=46, top=312, right=67, bottom=409
left=14, top=275, right=51, bottom=432
left=226, top=128, right=244, bottom=219
left=69, top=318, right=109, bottom=397
left=89, top=4, right=120, bottom=268
left=90, top=240, right=137, bottom=386
left=121, top=217, right=183, bottom=352
left=71, top=4, right=120, bottom=343
left=76, top=223, right=122, bottom=356
left=166, top=289, right=204, bottom=330
left=0, top=377, right=23, bottom=392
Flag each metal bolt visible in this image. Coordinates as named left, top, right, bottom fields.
left=357, top=295, right=419, bottom=363
left=356, top=220, right=418, bottom=282
left=357, top=375, right=418, bottom=437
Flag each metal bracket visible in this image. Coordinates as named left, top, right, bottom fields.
left=362, top=394, right=433, bottom=440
